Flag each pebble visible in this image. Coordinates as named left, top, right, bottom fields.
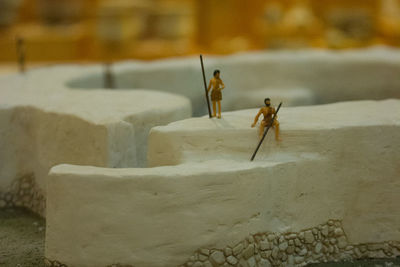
left=224, top=247, right=232, bottom=256
left=315, top=242, right=323, bottom=254
left=334, top=228, right=344, bottom=237
left=259, top=240, right=270, bottom=251
left=279, top=242, right=288, bottom=251
left=337, top=236, right=348, bottom=249
left=247, top=256, right=256, bottom=267
left=226, top=255, right=238, bottom=265
left=210, top=251, right=225, bottom=265
left=243, top=244, right=255, bottom=259
left=304, top=230, right=315, bottom=244
left=267, top=234, right=275, bottom=242
left=233, top=243, right=244, bottom=256
left=258, top=259, right=272, bottom=267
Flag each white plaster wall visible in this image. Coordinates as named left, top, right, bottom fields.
left=68, top=47, right=400, bottom=115
left=46, top=100, right=400, bottom=267
left=0, top=67, right=191, bottom=200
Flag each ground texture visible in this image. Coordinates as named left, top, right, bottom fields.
left=0, top=208, right=45, bottom=267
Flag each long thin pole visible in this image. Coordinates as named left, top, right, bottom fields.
left=250, top=102, right=282, bottom=161
left=200, top=55, right=212, bottom=118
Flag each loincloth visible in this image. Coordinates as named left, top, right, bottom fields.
left=263, top=118, right=279, bottom=126
left=211, top=89, right=222, bottom=101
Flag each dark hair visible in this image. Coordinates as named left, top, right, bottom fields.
left=264, top=98, right=270, bottom=104
left=213, top=69, right=220, bottom=76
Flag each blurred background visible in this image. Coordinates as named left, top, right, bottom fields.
left=1, top=0, right=400, bottom=66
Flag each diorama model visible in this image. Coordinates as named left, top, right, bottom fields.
left=1, top=50, right=400, bottom=267
left=251, top=98, right=281, bottom=141
left=207, top=69, right=225, bottom=118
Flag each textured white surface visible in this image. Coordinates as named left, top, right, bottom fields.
left=69, top=47, right=400, bottom=115
left=46, top=100, right=400, bottom=267
left=0, top=66, right=191, bottom=193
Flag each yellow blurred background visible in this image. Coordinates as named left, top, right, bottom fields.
left=1, top=0, right=400, bottom=64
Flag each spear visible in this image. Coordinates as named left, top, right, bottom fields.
left=250, top=102, right=282, bottom=161
left=200, top=55, right=212, bottom=118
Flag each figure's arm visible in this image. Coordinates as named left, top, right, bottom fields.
left=251, top=109, right=262, bottom=127
left=207, top=79, right=212, bottom=93
left=220, top=80, right=225, bottom=90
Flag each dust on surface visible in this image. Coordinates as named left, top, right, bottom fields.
left=0, top=208, right=45, bottom=267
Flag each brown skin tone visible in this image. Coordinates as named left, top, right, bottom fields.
left=251, top=100, right=281, bottom=141
left=207, top=72, right=225, bottom=118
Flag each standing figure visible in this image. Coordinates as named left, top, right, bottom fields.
left=207, top=70, right=225, bottom=118
left=251, top=98, right=281, bottom=141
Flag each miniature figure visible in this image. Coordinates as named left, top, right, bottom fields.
left=251, top=98, right=281, bottom=141
left=207, top=70, right=225, bottom=118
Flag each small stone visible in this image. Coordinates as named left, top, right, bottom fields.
left=359, top=245, right=367, bottom=252
left=267, top=234, right=275, bottom=242
left=278, top=236, right=285, bottom=243
left=243, top=244, right=255, bottom=259
left=321, top=226, right=329, bottom=237
left=203, top=261, right=213, bottom=267
left=329, top=226, right=335, bottom=234
left=258, top=259, right=271, bottom=267
left=279, top=242, right=288, bottom=251
left=337, top=236, right=347, bottom=249
left=312, top=253, right=323, bottom=260
left=299, top=248, right=308, bottom=256
left=298, top=232, right=305, bottom=240
left=329, top=238, right=337, bottom=245
left=210, top=251, right=225, bottom=265
left=238, top=258, right=249, bottom=267
left=224, top=247, right=232, bottom=256
left=345, top=245, right=354, bottom=251
left=259, top=240, right=270, bottom=251
left=354, top=248, right=362, bottom=258
left=312, top=228, right=318, bottom=235
left=226, top=255, right=238, bottom=265
left=280, top=253, right=287, bottom=261
left=271, top=247, right=279, bottom=259
left=247, top=256, right=256, bottom=267
left=233, top=243, right=244, bottom=255
left=334, top=228, right=344, bottom=237
left=286, top=245, right=295, bottom=254
left=247, top=235, right=255, bottom=243
left=315, top=242, right=323, bottom=254
left=327, top=220, right=334, bottom=226
left=260, top=251, right=271, bottom=259
left=304, top=230, right=315, bottom=244
left=294, top=238, right=302, bottom=247
left=198, top=254, right=208, bottom=262
left=286, top=233, right=297, bottom=239
left=294, top=256, right=304, bottom=264
left=255, top=254, right=261, bottom=262
left=288, top=240, right=294, bottom=246
left=200, top=249, right=210, bottom=256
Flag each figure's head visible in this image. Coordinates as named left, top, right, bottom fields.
left=213, top=69, right=220, bottom=78
left=264, top=98, right=271, bottom=107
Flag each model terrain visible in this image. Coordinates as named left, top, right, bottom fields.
left=0, top=48, right=400, bottom=267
